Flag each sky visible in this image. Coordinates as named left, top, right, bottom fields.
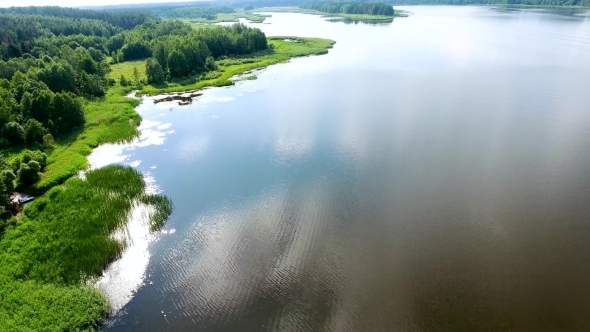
left=1, top=0, right=199, bottom=8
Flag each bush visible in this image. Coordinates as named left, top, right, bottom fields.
left=42, top=133, right=54, bottom=149
left=2, top=122, right=25, bottom=145
left=120, top=74, right=128, bottom=86
left=21, top=150, right=47, bottom=170
left=17, top=161, right=41, bottom=186
left=24, top=119, right=47, bottom=145
left=206, top=56, right=217, bottom=71
left=145, top=58, right=166, bottom=84
left=1, top=170, right=16, bottom=193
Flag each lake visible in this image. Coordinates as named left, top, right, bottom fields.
left=99, top=6, right=590, bottom=331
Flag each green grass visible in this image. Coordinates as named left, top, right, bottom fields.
left=111, top=37, right=335, bottom=96
left=36, top=87, right=141, bottom=192
left=108, top=60, right=147, bottom=82
left=0, top=165, right=172, bottom=331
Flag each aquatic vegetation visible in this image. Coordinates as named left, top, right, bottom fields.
left=0, top=165, right=172, bottom=331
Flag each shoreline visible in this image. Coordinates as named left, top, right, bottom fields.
left=258, top=7, right=408, bottom=20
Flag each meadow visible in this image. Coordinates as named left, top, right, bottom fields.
left=0, top=165, right=172, bottom=331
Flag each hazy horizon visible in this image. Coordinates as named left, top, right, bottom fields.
left=1, top=0, right=205, bottom=8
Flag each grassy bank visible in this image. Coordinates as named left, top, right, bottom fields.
left=36, top=87, right=141, bottom=192
left=0, top=165, right=172, bottom=331
left=109, top=37, right=335, bottom=96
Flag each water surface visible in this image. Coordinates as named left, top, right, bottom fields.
left=102, top=6, right=590, bottom=331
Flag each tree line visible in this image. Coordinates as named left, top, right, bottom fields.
left=113, top=21, right=268, bottom=82
left=152, top=5, right=235, bottom=20
left=0, top=7, right=269, bottom=202
left=383, top=0, right=589, bottom=4
left=0, top=9, right=138, bottom=200
left=300, top=1, right=395, bottom=15
left=0, top=6, right=156, bottom=30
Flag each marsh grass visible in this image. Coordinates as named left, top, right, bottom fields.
left=140, top=194, right=173, bottom=231
left=0, top=165, right=172, bottom=331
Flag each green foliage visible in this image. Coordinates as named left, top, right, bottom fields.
left=36, top=87, right=141, bottom=192
left=168, top=50, right=189, bottom=78
left=24, top=119, right=47, bottom=144
left=206, top=56, right=217, bottom=71
left=120, top=74, right=129, bottom=86
left=17, top=161, right=41, bottom=186
left=301, top=1, right=395, bottom=16
left=0, top=6, right=156, bottom=30
left=137, top=36, right=335, bottom=95
left=0, top=165, right=172, bottom=331
left=153, top=5, right=235, bottom=19
left=42, top=133, right=54, bottom=149
left=11, top=149, right=47, bottom=187
left=146, top=58, right=166, bottom=84
left=21, top=149, right=47, bottom=170
left=2, top=170, right=16, bottom=193
left=153, top=43, right=168, bottom=70
left=245, top=5, right=255, bottom=10
left=2, top=122, right=25, bottom=145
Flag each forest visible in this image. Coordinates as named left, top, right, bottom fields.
left=0, top=6, right=155, bottom=29
left=0, top=7, right=268, bottom=207
left=111, top=20, right=267, bottom=82
left=150, top=5, right=235, bottom=19
left=300, top=1, right=395, bottom=15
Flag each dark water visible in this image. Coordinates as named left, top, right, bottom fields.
left=101, top=6, right=590, bottom=331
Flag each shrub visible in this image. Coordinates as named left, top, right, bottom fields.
left=17, top=161, right=41, bottom=186
left=24, top=119, right=47, bottom=145
left=42, top=134, right=54, bottom=149
left=2, top=122, right=25, bottom=145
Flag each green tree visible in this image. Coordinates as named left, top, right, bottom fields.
left=145, top=58, right=165, bottom=84
left=42, top=133, right=54, bottom=148
left=2, top=170, right=16, bottom=193
left=153, top=43, right=168, bottom=70
left=24, top=118, right=47, bottom=144
left=133, top=66, right=140, bottom=84
left=49, top=92, right=84, bottom=135
left=168, top=50, right=188, bottom=78
left=2, top=122, right=25, bottom=145
left=120, top=74, right=128, bottom=86
left=206, top=56, right=217, bottom=71
left=17, top=161, right=41, bottom=186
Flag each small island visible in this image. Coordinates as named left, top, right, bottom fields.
left=262, top=1, right=407, bottom=23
